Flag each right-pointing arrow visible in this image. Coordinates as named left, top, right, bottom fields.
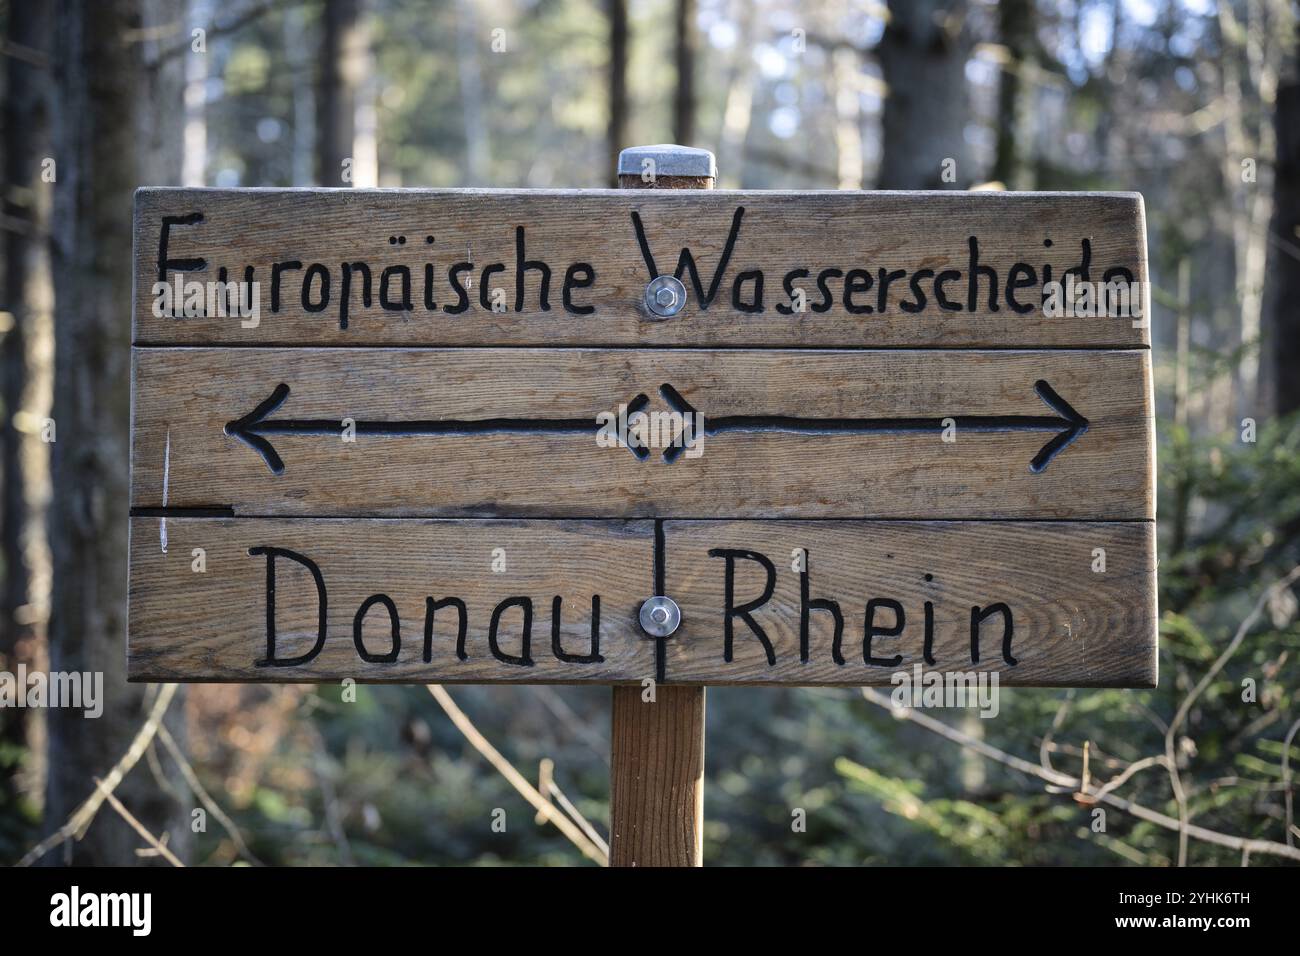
left=659, top=379, right=1089, bottom=473
left=1023, top=379, right=1090, bottom=473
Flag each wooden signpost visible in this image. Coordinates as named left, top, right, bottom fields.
left=128, top=145, right=1156, bottom=866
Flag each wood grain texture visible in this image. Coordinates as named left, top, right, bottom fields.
left=661, top=519, right=1157, bottom=687
left=607, top=167, right=709, bottom=870
left=609, top=684, right=705, bottom=866
left=133, top=188, right=1148, bottom=348
left=127, top=517, right=657, bottom=682
left=130, top=346, right=1153, bottom=519
left=128, top=516, right=1157, bottom=686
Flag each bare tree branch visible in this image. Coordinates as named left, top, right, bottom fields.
left=20, top=683, right=179, bottom=866
left=1165, top=566, right=1300, bottom=864
left=155, top=722, right=262, bottom=865
left=94, top=777, right=184, bottom=868
left=145, top=0, right=291, bottom=68
left=1283, top=715, right=1300, bottom=848
left=427, top=685, right=608, bottom=866
left=860, top=688, right=1300, bottom=863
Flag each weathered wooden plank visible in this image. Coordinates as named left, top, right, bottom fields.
left=130, top=346, right=1153, bottom=520
left=661, top=520, right=1157, bottom=687
left=127, top=518, right=657, bottom=682
left=127, top=516, right=1156, bottom=686
left=133, top=189, right=1149, bottom=348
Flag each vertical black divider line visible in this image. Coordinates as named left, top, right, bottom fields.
left=654, top=518, right=666, bottom=684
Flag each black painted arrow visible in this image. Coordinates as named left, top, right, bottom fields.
left=225, top=379, right=1088, bottom=476
left=656, top=379, right=1088, bottom=473
left=225, top=383, right=651, bottom=475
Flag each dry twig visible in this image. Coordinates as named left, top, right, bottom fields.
left=155, top=722, right=262, bottom=865
left=427, top=685, right=608, bottom=865
left=94, top=777, right=185, bottom=868
left=1164, top=566, right=1300, bottom=864
left=19, top=683, right=179, bottom=866
left=861, top=687, right=1300, bottom=863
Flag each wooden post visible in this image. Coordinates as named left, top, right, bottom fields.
left=609, top=145, right=713, bottom=867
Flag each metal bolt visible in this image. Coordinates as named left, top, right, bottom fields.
left=645, top=275, right=687, bottom=318
left=638, top=595, right=681, bottom=638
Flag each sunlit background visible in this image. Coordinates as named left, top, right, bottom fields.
left=1, top=0, right=1298, bottom=866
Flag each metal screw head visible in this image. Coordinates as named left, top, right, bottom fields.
left=645, top=275, right=687, bottom=317
left=639, top=596, right=681, bottom=638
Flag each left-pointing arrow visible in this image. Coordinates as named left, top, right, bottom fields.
left=225, top=383, right=650, bottom=475
left=224, top=383, right=293, bottom=475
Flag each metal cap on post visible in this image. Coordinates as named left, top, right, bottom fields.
left=617, top=144, right=716, bottom=190
left=617, top=143, right=717, bottom=182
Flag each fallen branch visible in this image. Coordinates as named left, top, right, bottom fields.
left=1164, top=566, right=1300, bottom=865
left=544, top=777, right=609, bottom=859
left=94, top=778, right=184, bottom=868
left=155, top=722, right=262, bottom=865
left=1283, top=715, right=1299, bottom=848
left=860, top=688, right=1300, bottom=863
left=427, top=685, right=608, bottom=866
left=20, top=683, right=179, bottom=866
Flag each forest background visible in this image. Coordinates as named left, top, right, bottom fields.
left=2, top=0, right=1299, bottom=867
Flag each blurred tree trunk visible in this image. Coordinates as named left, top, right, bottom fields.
left=878, top=0, right=980, bottom=789
left=317, top=0, right=360, bottom=185
left=606, top=0, right=628, bottom=185
left=2, top=0, right=54, bottom=826
left=716, top=0, right=755, bottom=187
left=182, top=0, right=212, bottom=187
left=454, top=0, right=488, bottom=185
left=992, top=0, right=1035, bottom=190
left=1217, top=3, right=1277, bottom=415
left=831, top=47, right=864, bottom=190
left=673, top=0, right=696, bottom=145
left=1266, top=68, right=1300, bottom=416
left=44, top=0, right=188, bottom=865
left=351, top=0, right=379, bottom=186
left=877, top=0, right=972, bottom=188
left=1093, top=0, right=1126, bottom=185
left=285, top=5, right=317, bottom=185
